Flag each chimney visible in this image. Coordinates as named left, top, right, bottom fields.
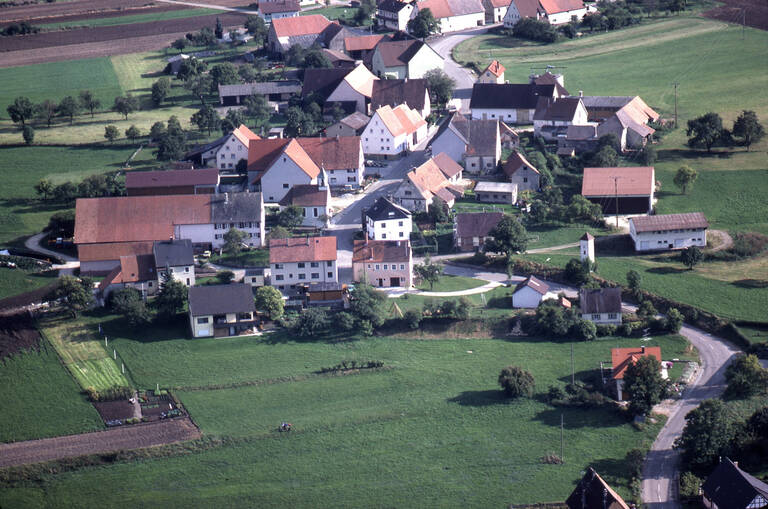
left=306, top=236, right=309, bottom=245
left=404, top=77, right=408, bottom=83
left=641, top=346, right=645, bottom=353
left=579, top=90, right=583, bottom=97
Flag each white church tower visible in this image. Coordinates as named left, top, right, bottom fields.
left=580, top=232, right=595, bottom=265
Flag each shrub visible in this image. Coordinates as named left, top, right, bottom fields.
left=667, top=308, right=684, bottom=333
left=546, top=385, right=565, bottom=403
left=573, top=319, right=597, bottom=341
left=730, top=232, right=768, bottom=258
left=679, top=471, right=703, bottom=499
left=512, top=17, right=558, bottom=42
left=86, top=385, right=133, bottom=402
left=337, top=311, right=356, bottom=331
left=403, top=309, right=422, bottom=329
left=596, top=324, right=617, bottom=337
left=725, top=354, right=768, bottom=398
left=498, top=365, right=535, bottom=398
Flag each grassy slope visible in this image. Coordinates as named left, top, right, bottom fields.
left=0, top=267, right=56, bottom=299
left=0, top=342, right=103, bottom=443
left=5, top=325, right=692, bottom=506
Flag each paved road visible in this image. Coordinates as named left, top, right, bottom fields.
left=23, top=232, right=80, bottom=275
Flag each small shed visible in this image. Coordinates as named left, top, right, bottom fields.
left=474, top=181, right=518, bottom=204
left=511, top=275, right=557, bottom=308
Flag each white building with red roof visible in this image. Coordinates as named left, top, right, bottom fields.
left=258, top=0, right=300, bottom=22
left=482, top=0, right=512, bottom=23
left=581, top=166, right=655, bottom=216
left=269, top=236, right=338, bottom=295
left=216, top=124, right=260, bottom=171
left=392, top=153, right=465, bottom=212
left=361, top=104, right=428, bottom=158
left=477, top=59, right=506, bottom=84
left=278, top=184, right=332, bottom=228
left=512, top=275, right=558, bottom=308
left=629, top=212, right=708, bottom=252
left=611, top=346, right=662, bottom=400
left=267, top=15, right=333, bottom=54
left=412, top=0, right=486, bottom=33
left=503, top=0, right=588, bottom=27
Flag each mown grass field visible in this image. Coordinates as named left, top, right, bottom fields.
left=0, top=342, right=103, bottom=443
left=0, top=267, right=56, bottom=299
left=416, top=274, right=486, bottom=292
left=41, top=315, right=132, bottom=391
left=5, top=312, right=695, bottom=506
left=38, top=8, right=220, bottom=30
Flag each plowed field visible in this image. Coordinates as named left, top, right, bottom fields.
left=703, top=0, right=768, bottom=30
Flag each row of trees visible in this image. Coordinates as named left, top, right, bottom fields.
left=35, top=173, right=124, bottom=203
left=290, top=284, right=388, bottom=337
left=7, top=91, right=102, bottom=129
left=687, top=111, right=765, bottom=152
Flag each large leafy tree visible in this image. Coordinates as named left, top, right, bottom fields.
left=407, top=8, right=439, bottom=39
left=686, top=112, right=724, bottom=152
left=191, top=105, right=221, bottom=135
left=623, top=355, right=666, bottom=416
left=254, top=286, right=284, bottom=320
left=113, top=95, right=139, bottom=120
left=56, top=275, right=94, bottom=318
left=36, top=99, right=57, bottom=128
left=414, top=254, right=443, bottom=291
left=244, top=93, right=272, bottom=131
left=424, top=68, right=455, bottom=109
left=680, top=245, right=702, bottom=270
left=673, top=164, right=698, bottom=194
left=209, top=63, right=240, bottom=91
left=223, top=227, right=247, bottom=254
left=725, top=354, right=768, bottom=398
left=498, top=365, right=535, bottom=398
left=675, top=399, right=735, bottom=471
left=109, top=288, right=151, bottom=328
left=293, top=307, right=329, bottom=337
left=245, top=15, right=268, bottom=46
left=152, top=77, right=172, bottom=106
left=349, top=283, right=387, bottom=334
left=154, top=277, right=188, bottom=319
left=57, top=96, right=80, bottom=125
left=485, top=215, right=528, bottom=256
left=79, top=90, right=101, bottom=118
left=7, top=96, right=34, bottom=127
left=277, top=205, right=304, bottom=228
left=732, top=110, right=765, bottom=151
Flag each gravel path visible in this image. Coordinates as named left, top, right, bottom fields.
left=0, top=417, right=200, bottom=468
left=707, top=229, right=734, bottom=253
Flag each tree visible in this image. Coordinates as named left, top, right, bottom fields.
left=407, top=8, right=439, bottom=38
left=732, top=110, right=765, bottom=151
left=638, top=145, right=657, bottom=165
left=627, top=270, right=641, bottom=297
left=535, top=302, right=574, bottom=336
left=403, top=309, right=422, bottom=329
left=284, top=106, right=317, bottom=137
left=243, top=93, right=272, bottom=130
left=223, top=227, right=247, bottom=254
left=109, top=288, right=151, bottom=328
left=177, top=58, right=207, bottom=81
left=154, top=277, right=188, bottom=318
left=209, top=63, right=240, bottom=90
left=52, top=182, right=78, bottom=203
left=216, top=270, right=236, bottom=284
left=155, top=129, right=187, bottom=161
left=221, top=108, right=248, bottom=135
left=292, top=307, right=329, bottom=337
left=673, top=164, right=698, bottom=194
left=302, top=49, right=332, bottom=69
left=149, top=121, right=167, bottom=142
left=125, top=125, right=142, bottom=143
left=680, top=246, right=702, bottom=270
left=414, top=254, right=443, bottom=290
left=36, top=99, right=57, bottom=128
left=191, top=105, right=221, bottom=135
left=725, top=354, right=768, bottom=398
left=486, top=215, right=527, bottom=256
left=687, top=112, right=724, bottom=152
left=675, top=399, right=735, bottom=471
left=565, top=258, right=591, bottom=285
left=428, top=195, right=450, bottom=224
left=34, top=179, right=54, bottom=200
left=637, top=299, right=657, bottom=319
left=254, top=286, right=284, bottom=320
left=55, top=275, right=94, bottom=318
left=46, top=209, right=75, bottom=236
left=7, top=96, right=34, bottom=127
left=104, top=124, right=119, bottom=143
left=277, top=205, right=304, bottom=228
left=623, top=355, right=666, bottom=416
left=666, top=308, right=684, bottom=333
left=589, top=144, right=619, bottom=167
left=22, top=125, right=34, bottom=145
left=424, top=68, right=455, bottom=108
left=113, top=95, right=139, bottom=120
left=498, top=365, right=535, bottom=398
left=215, top=17, right=224, bottom=39
left=245, top=15, right=268, bottom=46
left=349, top=283, right=387, bottom=332
left=57, top=95, right=79, bottom=125
left=172, top=37, right=187, bottom=52
left=267, top=226, right=290, bottom=241
left=573, top=319, right=597, bottom=341
left=512, top=17, right=558, bottom=42
left=79, top=90, right=101, bottom=118
left=152, top=77, right=171, bottom=106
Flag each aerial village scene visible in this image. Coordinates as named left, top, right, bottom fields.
left=0, top=0, right=766, bottom=506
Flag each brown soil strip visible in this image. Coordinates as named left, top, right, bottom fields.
left=0, top=417, right=201, bottom=468
left=0, top=0, right=177, bottom=23
left=0, top=312, right=40, bottom=359
left=703, top=0, right=768, bottom=31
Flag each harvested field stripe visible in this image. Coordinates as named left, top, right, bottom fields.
left=38, top=8, right=221, bottom=30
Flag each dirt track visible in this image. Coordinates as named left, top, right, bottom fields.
left=0, top=417, right=201, bottom=468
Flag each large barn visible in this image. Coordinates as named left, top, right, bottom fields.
left=581, top=166, right=655, bottom=215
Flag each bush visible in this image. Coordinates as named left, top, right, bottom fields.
left=596, top=324, right=618, bottom=337
left=512, top=17, right=558, bottom=42
left=725, top=354, right=768, bottom=398
left=546, top=385, right=565, bottom=403
left=498, top=365, right=535, bottom=398
left=403, top=309, right=422, bottom=329
left=667, top=308, right=684, bottom=333
left=337, top=311, right=357, bottom=331
left=86, top=385, right=133, bottom=402
left=679, top=471, right=703, bottom=499
left=573, top=319, right=597, bottom=341
left=730, top=232, right=768, bottom=258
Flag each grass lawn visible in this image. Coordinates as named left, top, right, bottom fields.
left=0, top=342, right=103, bottom=443
left=8, top=314, right=693, bottom=506
left=209, top=248, right=269, bottom=268
left=0, top=267, right=57, bottom=299
left=38, top=8, right=221, bottom=30
left=416, top=274, right=486, bottom=292
left=395, top=284, right=516, bottom=319
left=40, top=315, right=132, bottom=391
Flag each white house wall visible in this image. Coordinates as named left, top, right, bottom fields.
left=260, top=157, right=317, bottom=203
left=436, top=12, right=485, bottom=33
left=430, top=128, right=466, bottom=163
left=216, top=134, right=249, bottom=170
left=546, top=8, right=587, bottom=24
left=630, top=225, right=707, bottom=252
left=406, top=46, right=444, bottom=79
left=327, top=81, right=368, bottom=114
left=366, top=216, right=412, bottom=241
left=270, top=260, right=338, bottom=290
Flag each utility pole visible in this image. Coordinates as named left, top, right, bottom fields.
left=571, top=343, right=575, bottom=385
left=672, top=82, right=679, bottom=128
left=742, top=8, right=746, bottom=39
left=560, top=414, right=564, bottom=462
left=613, top=176, right=620, bottom=229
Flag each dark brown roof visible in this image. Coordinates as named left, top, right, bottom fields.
left=269, top=236, right=337, bottom=263
left=371, top=79, right=428, bottom=112
left=188, top=283, right=256, bottom=316
left=579, top=287, right=621, bottom=314
left=532, top=71, right=569, bottom=96
left=702, top=458, right=768, bottom=509
left=512, top=0, right=543, bottom=17
left=533, top=96, right=582, bottom=121
left=352, top=239, right=410, bottom=263
left=301, top=67, right=349, bottom=99
left=260, top=0, right=300, bottom=14
left=630, top=212, right=708, bottom=233
left=432, top=152, right=463, bottom=179
left=580, top=232, right=594, bottom=241
left=503, top=151, right=539, bottom=177
left=278, top=185, right=328, bottom=207
left=455, top=212, right=503, bottom=238
left=377, top=0, right=412, bottom=13
left=375, top=39, right=428, bottom=67
left=470, top=83, right=556, bottom=109
left=566, top=467, right=631, bottom=509
left=125, top=168, right=219, bottom=189
left=297, top=136, right=362, bottom=171
left=514, top=275, right=550, bottom=295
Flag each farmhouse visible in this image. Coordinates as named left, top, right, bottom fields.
left=97, top=254, right=157, bottom=303
left=503, top=151, right=540, bottom=192
left=531, top=70, right=569, bottom=95
left=326, top=112, right=370, bottom=137
left=611, top=346, right=661, bottom=401
left=376, top=0, right=416, bottom=31
left=298, top=136, right=365, bottom=189
left=353, top=239, right=413, bottom=288
left=153, top=238, right=196, bottom=288
left=369, top=38, right=444, bottom=79
left=581, top=166, right=655, bottom=215
left=503, top=0, right=588, bottom=27
left=184, top=135, right=227, bottom=168
left=267, top=15, right=333, bottom=54
left=412, top=0, right=486, bottom=33
left=218, top=81, right=301, bottom=106
left=702, top=457, right=768, bottom=509
left=533, top=96, right=590, bottom=140
left=325, top=63, right=379, bottom=115
left=269, top=236, right=338, bottom=295
left=476, top=59, right=505, bottom=83
left=74, top=193, right=265, bottom=275
left=470, top=83, right=560, bottom=124
left=258, top=0, right=300, bottom=22
left=512, top=275, right=558, bottom=308
left=215, top=124, right=261, bottom=171
left=278, top=184, right=331, bottom=228
left=629, top=212, right=708, bottom=252
left=579, top=287, right=622, bottom=325
left=363, top=196, right=413, bottom=241
left=125, top=168, right=219, bottom=196
left=392, top=154, right=464, bottom=212
left=188, top=284, right=257, bottom=338
left=577, top=95, right=660, bottom=151
left=361, top=104, right=427, bottom=158
left=244, top=268, right=266, bottom=287
left=430, top=112, right=501, bottom=174
left=566, top=467, right=631, bottom=509
left=474, top=181, right=518, bottom=204
left=454, top=212, right=504, bottom=252
left=370, top=78, right=431, bottom=120
left=344, top=34, right=392, bottom=60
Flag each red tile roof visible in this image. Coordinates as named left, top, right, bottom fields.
left=630, top=212, right=709, bottom=233
left=455, top=212, right=504, bottom=238
left=344, top=34, right=388, bottom=52
left=269, top=236, right=337, bottom=263
left=125, top=168, right=219, bottom=190
left=513, top=275, right=550, bottom=295
left=118, top=254, right=155, bottom=283
left=375, top=104, right=426, bottom=137
left=271, top=14, right=331, bottom=37
left=611, top=347, right=661, bottom=380
left=432, top=152, right=463, bottom=179
left=78, top=241, right=154, bottom=263
left=539, top=0, right=584, bottom=14
left=247, top=138, right=291, bottom=172
left=503, top=151, right=539, bottom=177
left=231, top=124, right=261, bottom=146
left=581, top=167, right=655, bottom=197
left=484, top=59, right=505, bottom=77
left=352, top=239, right=410, bottom=263
left=297, top=136, right=362, bottom=171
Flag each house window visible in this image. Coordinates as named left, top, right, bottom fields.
left=186, top=278, right=190, bottom=285
left=399, top=232, right=404, bottom=237
left=275, top=275, right=284, bottom=281
left=383, top=264, right=388, bottom=270
left=404, top=191, right=411, bottom=196
left=298, top=273, right=306, bottom=280
left=523, top=177, right=528, bottom=183
left=398, top=221, right=403, bottom=226
left=608, top=313, right=617, bottom=319
left=348, top=177, right=356, bottom=182
left=239, top=222, right=246, bottom=228
left=185, top=267, right=190, bottom=272
left=375, top=264, right=380, bottom=270
left=283, top=183, right=289, bottom=189
left=298, top=262, right=305, bottom=268
left=327, top=261, right=333, bottom=267
left=400, top=264, right=405, bottom=270
left=313, top=208, right=318, bottom=217
left=274, top=263, right=283, bottom=269
left=327, top=272, right=333, bottom=278
left=591, top=314, right=601, bottom=320
left=310, top=262, right=319, bottom=268
left=197, top=317, right=209, bottom=324
left=382, top=233, right=387, bottom=239
left=215, top=234, right=222, bottom=239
